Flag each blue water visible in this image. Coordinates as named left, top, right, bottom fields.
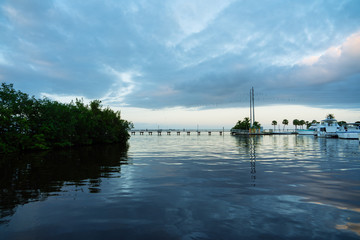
left=1, top=134, right=360, bottom=239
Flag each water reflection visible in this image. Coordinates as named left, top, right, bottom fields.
left=0, top=144, right=128, bottom=224
left=249, top=137, right=257, bottom=186
left=1, top=135, right=360, bottom=239
left=233, top=136, right=259, bottom=186
left=318, top=137, right=360, bottom=159
left=336, top=222, right=360, bottom=236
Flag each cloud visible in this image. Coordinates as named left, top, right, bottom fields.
left=100, top=65, right=140, bottom=106
left=1, top=0, right=360, bottom=113
left=299, top=56, right=320, bottom=66
left=40, top=64, right=140, bottom=107
left=299, top=33, right=360, bottom=67
left=40, top=92, right=92, bottom=105
left=170, top=0, right=234, bottom=40
left=2, top=5, right=33, bottom=26
left=292, top=32, right=360, bottom=85
left=0, top=52, right=12, bottom=66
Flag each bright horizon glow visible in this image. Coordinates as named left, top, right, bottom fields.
left=118, top=105, right=360, bottom=130
left=36, top=92, right=360, bottom=129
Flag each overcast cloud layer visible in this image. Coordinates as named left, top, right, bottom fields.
left=1, top=0, right=360, bottom=110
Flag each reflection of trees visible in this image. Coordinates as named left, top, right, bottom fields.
left=0, top=144, right=128, bottom=224
left=234, top=135, right=261, bottom=151
left=234, top=136, right=259, bottom=186
left=249, top=137, right=256, bottom=186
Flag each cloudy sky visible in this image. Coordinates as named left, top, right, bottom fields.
left=1, top=0, right=360, bottom=129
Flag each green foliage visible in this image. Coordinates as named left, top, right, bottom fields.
left=293, top=119, right=299, bottom=130
left=326, top=113, right=335, bottom=119
left=0, top=83, right=132, bottom=153
left=271, top=120, right=277, bottom=131
left=299, top=120, right=305, bottom=129
left=232, top=117, right=250, bottom=130
left=305, top=120, right=318, bottom=129
left=338, top=121, right=347, bottom=126
left=292, top=119, right=308, bottom=130
left=253, top=121, right=261, bottom=129
left=232, top=117, right=261, bottom=130
left=282, top=119, right=288, bottom=130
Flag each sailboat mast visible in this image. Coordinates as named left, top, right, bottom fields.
left=250, top=88, right=252, bottom=128
left=252, top=87, right=255, bottom=126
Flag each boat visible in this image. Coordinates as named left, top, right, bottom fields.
left=336, top=123, right=360, bottom=140
left=297, top=124, right=317, bottom=135
left=297, top=129, right=316, bottom=135
left=315, top=117, right=341, bottom=138
left=273, top=131, right=294, bottom=135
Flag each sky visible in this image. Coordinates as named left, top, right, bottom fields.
left=1, top=0, right=360, bottom=129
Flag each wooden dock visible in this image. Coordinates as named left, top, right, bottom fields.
left=130, top=129, right=226, bottom=136
left=130, top=129, right=297, bottom=136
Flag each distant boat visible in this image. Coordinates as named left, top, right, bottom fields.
left=297, top=129, right=316, bottom=135
left=315, top=117, right=341, bottom=138
left=297, top=124, right=317, bottom=136
left=337, top=123, right=360, bottom=140
left=272, top=131, right=293, bottom=135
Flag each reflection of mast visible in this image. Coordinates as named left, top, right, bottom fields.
left=249, top=87, right=255, bottom=127
left=250, top=137, right=256, bottom=186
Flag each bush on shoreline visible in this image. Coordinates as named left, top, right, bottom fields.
left=0, top=83, right=133, bottom=153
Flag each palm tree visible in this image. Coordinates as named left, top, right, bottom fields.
left=299, top=120, right=305, bottom=129
left=338, top=121, right=347, bottom=127
left=293, top=119, right=299, bottom=130
left=253, top=121, right=261, bottom=129
left=282, top=119, right=288, bottom=131
left=272, top=120, right=277, bottom=131
left=326, top=114, right=335, bottom=119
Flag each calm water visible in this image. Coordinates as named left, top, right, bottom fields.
left=1, top=134, right=360, bottom=239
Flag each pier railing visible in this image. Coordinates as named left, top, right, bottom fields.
left=130, top=129, right=229, bottom=135
left=130, top=128, right=298, bottom=136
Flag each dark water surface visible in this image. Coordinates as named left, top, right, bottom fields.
left=1, top=134, right=360, bottom=239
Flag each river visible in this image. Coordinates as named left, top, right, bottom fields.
left=1, top=134, right=360, bottom=239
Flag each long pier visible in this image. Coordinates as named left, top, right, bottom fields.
left=130, top=129, right=298, bottom=136
left=129, top=129, right=297, bottom=136
left=130, top=129, right=227, bottom=136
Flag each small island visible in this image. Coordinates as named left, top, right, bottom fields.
left=231, top=117, right=263, bottom=135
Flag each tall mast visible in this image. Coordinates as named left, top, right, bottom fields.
left=252, top=87, right=255, bottom=126
left=250, top=88, right=252, bottom=128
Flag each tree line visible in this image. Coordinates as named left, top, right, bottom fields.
left=271, top=119, right=318, bottom=131
left=0, top=83, right=133, bottom=153
left=271, top=114, right=352, bottom=131
left=232, top=114, right=355, bottom=132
